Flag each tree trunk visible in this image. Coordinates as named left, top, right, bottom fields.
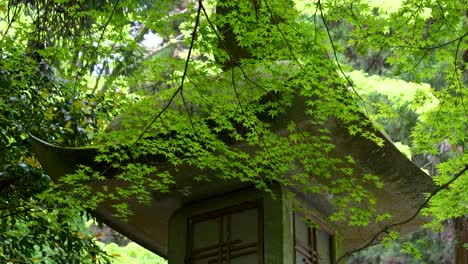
left=455, top=217, right=468, bottom=264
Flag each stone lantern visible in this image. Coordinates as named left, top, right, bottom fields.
left=30, top=1, right=438, bottom=262
left=31, top=89, right=434, bottom=264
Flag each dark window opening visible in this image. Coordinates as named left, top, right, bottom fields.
left=293, top=212, right=335, bottom=264
left=186, top=200, right=263, bottom=264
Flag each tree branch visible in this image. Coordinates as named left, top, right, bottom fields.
left=393, top=32, right=467, bottom=50
left=132, top=0, right=202, bottom=145
left=0, top=207, right=31, bottom=219
left=317, top=0, right=369, bottom=115
left=335, top=165, right=468, bottom=264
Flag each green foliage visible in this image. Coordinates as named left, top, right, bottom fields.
left=422, top=155, right=468, bottom=230
left=302, top=0, right=467, bottom=261
left=1, top=208, right=110, bottom=264
left=98, top=242, right=166, bottom=264
left=65, top=58, right=383, bottom=227
left=348, top=229, right=456, bottom=264
left=1, top=0, right=467, bottom=262
left=0, top=0, right=131, bottom=261
left=0, top=162, right=110, bottom=263
left=348, top=70, right=439, bottom=144
left=10, top=2, right=387, bottom=240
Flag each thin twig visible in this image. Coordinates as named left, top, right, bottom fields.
left=426, top=35, right=466, bottom=141
left=393, top=32, right=467, bottom=50
left=317, top=0, right=369, bottom=115
left=0, top=207, right=31, bottom=219
left=393, top=49, right=428, bottom=76
left=453, top=33, right=467, bottom=118
left=200, top=3, right=269, bottom=95
left=1, top=3, right=21, bottom=39
left=132, top=0, right=202, bottom=145
left=70, top=0, right=121, bottom=93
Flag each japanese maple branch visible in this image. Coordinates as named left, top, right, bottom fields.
left=132, top=0, right=202, bottom=145
left=203, top=1, right=371, bottom=189
left=317, top=0, right=369, bottom=115
left=264, top=0, right=301, bottom=66
left=394, top=32, right=466, bottom=76
left=394, top=49, right=429, bottom=75
left=200, top=2, right=297, bottom=180
left=199, top=3, right=270, bottom=95
left=72, top=0, right=121, bottom=94
left=428, top=35, right=466, bottom=138
left=335, top=165, right=468, bottom=264
left=453, top=33, right=467, bottom=117
left=394, top=32, right=467, bottom=50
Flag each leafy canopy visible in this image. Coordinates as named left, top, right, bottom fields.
left=0, top=0, right=466, bottom=262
